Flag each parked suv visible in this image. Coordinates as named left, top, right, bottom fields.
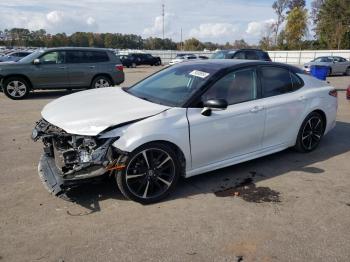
left=211, top=49, right=272, bottom=61
left=128, top=53, right=162, bottom=66
left=0, top=47, right=124, bottom=100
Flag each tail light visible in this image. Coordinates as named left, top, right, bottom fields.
left=329, top=89, right=337, bottom=97
left=115, top=64, right=123, bottom=72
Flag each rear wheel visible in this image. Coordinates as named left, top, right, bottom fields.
left=295, top=112, right=325, bottom=152
left=346, top=67, right=350, bottom=76
left=91, top=76, right=112, bottom=89
left=116, top=142, right=181, bottom=204
left=3, top=77, right=30, bottom=100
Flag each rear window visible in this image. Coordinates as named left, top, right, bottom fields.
left=259, top=51, right=271, bottom=60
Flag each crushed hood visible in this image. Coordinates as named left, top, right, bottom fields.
left=41, top=87, right=170, bottom=136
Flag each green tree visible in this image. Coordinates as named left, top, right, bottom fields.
left=272, top=0, right=289, bottom=45
left=315, top=0, right=350, bottom=49
left=232, top=39, right=250, bottom=49
left=285, top=7, right=308, bottom=49
left=183, top=38, right=204, bottom=51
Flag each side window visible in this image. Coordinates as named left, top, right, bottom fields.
left=260, top=66, right=293, bottom=98
left=86, top=51, right=109, bottom=63
left=233, top=52, right=245, bottom=59
left=290, top=73, right=304, bottom=90
left=66, top=51, right=85, bottom=63
left=40, top=51, right=65, bottom=64
left=246, top=51, right=259, bottom=60
left=202, top=67, right=258, bottom=105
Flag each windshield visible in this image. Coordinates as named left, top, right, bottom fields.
left=18, top=50, right=45, bottom=63
left=126, top=64, right=218, bottom=107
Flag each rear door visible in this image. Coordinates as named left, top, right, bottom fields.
left=258, top=66, right=307, bottom=148
left=333, top=57, right=348, bottom=73
left=32, top=50, right=69, bottom=88
left=66, top=50, right=101, bottom=88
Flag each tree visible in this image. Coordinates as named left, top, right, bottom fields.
left=183, top=38, right=204, bottom=51
left=288, top=0, right=306, bottom=10
left=232, top=39, right=250, bottom=49
left=315, top=0, right=350, bottom=49
left=272, top=0, right=289, bottom=45
left=285, top=7, right=308, bottom=49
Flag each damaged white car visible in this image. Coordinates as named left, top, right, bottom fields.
left=32, top=60, right=337, bottom=204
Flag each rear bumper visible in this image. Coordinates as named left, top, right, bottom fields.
left=112, top=71, right=125, bottom=85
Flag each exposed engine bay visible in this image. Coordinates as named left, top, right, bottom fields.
left=32, top=119, right=122, bottom=195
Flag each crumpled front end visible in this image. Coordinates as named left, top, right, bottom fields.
left=32, top=118, right=123, bottom=196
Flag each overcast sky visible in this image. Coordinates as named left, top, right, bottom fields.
left=0, top=0, right=313, bottom=44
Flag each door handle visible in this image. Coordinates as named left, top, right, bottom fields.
left=59, top=66, right=66, bottom=69
left=89, top=66, right=95, bottom=69
left=250, top=106, right=264, bottom=113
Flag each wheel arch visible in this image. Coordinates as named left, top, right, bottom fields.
left=114, top=139, right=188, bottom=177
left=90, top=73, right=113, bottom=86
left=3, top=74, right=33, bottom=90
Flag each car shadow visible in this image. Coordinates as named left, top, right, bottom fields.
left=63, top=121, right=350, bottom=209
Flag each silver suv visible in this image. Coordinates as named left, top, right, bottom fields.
left=0, top=47, right=125, bottom=100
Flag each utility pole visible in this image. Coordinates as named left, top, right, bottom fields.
left=162, top=2, right=165, bottom=40
left=180, top=27, right=183, bottom=50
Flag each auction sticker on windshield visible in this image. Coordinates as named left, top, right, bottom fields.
left=189, top=70, right=210, bottom=79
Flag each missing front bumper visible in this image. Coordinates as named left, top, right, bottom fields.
left=38, top=154, right=108, bottom=197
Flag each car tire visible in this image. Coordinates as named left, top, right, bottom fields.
left=3, top=77, right=30, bottom=100
left=116, top=142, right=181, bottom=204
left=294, top=112, right=325, bottom=153
left=91, top=76, right=112, bottom=89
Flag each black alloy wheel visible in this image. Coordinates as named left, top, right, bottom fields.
left=116, top=143, right=181, bottom=204
left=295, top=112, right=325, bottom=152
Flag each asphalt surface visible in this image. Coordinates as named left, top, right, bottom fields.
left=0, top=66, right=350, bottom=262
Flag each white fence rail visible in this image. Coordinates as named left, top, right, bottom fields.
left=119, top=49, right=350, bottom=65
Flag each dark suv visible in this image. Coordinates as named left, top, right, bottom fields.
left=128, top=53, right=162, bottom=66
left=211, top=49, right=272, bottom=61
left=0, top=47, right=124, bottom=99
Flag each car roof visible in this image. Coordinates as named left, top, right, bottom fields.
left=173, top=59, right=303, bottom=73
left=43, top=47, right=112, bottom=52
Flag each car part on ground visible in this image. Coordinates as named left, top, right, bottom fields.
left=0, top=47, right=124, bottom=99
left=32, top=60, right=337, bottom=204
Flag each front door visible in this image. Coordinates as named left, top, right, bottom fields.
left=187, top=67, right=265, bottom=170
left=32, top=51, right=69, bottom=88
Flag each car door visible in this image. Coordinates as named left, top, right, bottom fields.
left=258, top=66, right=307, bottom=148
left=333, top=57, right=348, bottom=73
left=32, top=50, right=69, bottom=88
left=66, top=50, right=98, bottom=87
left=187, top=66, right=265, bottom=170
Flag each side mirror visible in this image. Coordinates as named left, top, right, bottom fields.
left=201, top=99, right=228, bottom=116
left=33, top=59, right=40, bottom=65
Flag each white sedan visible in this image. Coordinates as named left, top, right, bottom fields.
left=32, top=60, right=338, bottom=204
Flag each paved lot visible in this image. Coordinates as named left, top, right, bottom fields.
left=0, top=66, right=350, bottom=262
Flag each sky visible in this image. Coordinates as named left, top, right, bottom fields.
left=0, top=0, right=313, bottom=44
